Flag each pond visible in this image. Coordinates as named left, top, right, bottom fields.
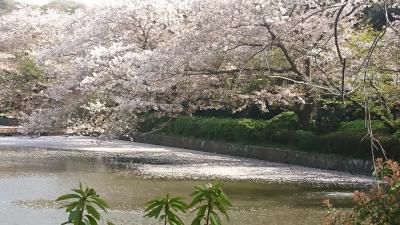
left=0, top=136, right=372, bottom=225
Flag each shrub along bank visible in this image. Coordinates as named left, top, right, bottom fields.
left=154, top=112, right=400, bottom=160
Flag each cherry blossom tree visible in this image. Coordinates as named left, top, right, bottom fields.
left=1, top=0, right=399, bottom=138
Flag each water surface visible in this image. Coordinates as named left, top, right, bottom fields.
left=0, top=148, right=359, bottom=225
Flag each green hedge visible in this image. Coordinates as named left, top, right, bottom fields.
left=164, top=112, right=298, bottom=145
left=338, top=120, right=388, bottom=134
left=159, top=113, right=400, bottom=160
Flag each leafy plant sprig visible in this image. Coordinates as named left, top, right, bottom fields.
left=145, top=194, right=188, bottom=225
left=189, top=183, right=231, bottom=225
left=56, top=183, right=115, bottom=225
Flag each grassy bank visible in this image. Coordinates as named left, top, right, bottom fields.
left=147, top=112, right=400, bottom=160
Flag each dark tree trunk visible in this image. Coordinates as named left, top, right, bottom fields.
left=298, top=58, right=315, bottom=128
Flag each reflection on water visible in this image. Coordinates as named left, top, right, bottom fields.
left=0, top=150, right=355, bottom=225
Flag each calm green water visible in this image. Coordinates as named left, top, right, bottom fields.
left=0, top=150, right=355, bottom=225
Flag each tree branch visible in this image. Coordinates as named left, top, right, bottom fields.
left=333, top=1, right=348, bottom=103
left=264, top=24, right=303, bottom=77
left=184, top=67, right=294, bottom=75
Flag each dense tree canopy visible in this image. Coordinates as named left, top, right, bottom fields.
left=0, top=0, right=399, bottom=137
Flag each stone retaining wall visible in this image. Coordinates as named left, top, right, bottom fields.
left=133, top=134, right=373, bottom=175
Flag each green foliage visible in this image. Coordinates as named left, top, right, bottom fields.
left=21, top=57, right=43, bottom=81
left=160, top=113, right=400, bottom=160
left=165, top=116, right=269, bottom=144
left=320, top=131, right=369, bottom=157
left=315, top=100, right=365, bottom=134
left=363, top=4, right=400, bottom=30
left=243, top=77, right=269, bottom=93
left=291, top=130, right=320, bottom=150
left=0, top=56, right=48, bottom=116
left=338, top=120, right=387, bottom=134
left=347, top=27, right=378, bottom=56
left=0, top=0, right=15, bottom=15
left=164, top=111, right=297, bottom=145
left=189, top=183, right=231, bottom=225
left=265, top=48, right=291, bottom=69
left=136, top=113, right=170, bottom=133
left=394, top=120, right=400, bottom=132
left=41, top=0, right=83, bottom=13
left=165, top=112, right=299, bottom=146
left=145, top=194, right=187, bottom=225
left=316, top=106, right=342, bottom=134
left=144, top=184, right=231, bottom=225
left=267, top=111, right=299, bottom=130
left=393, top=131, right=400, bottom=142
left=57, top=183, right=115, bottom=225
left=324, top=159, right=400, bottom=225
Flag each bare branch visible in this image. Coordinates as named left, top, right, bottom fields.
left=264, top=24, right=303, bottom=77
left=333, top=1, right=348, bottom=103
